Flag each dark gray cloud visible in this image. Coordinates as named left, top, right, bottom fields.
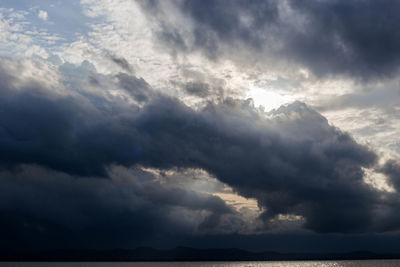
left=380, top=160, right=400, bottom=192
left=0, top=164, right=233, bottom=251
left=117, top=73, right=153, bottom=103
left=169, top=69, right=231, bottom=101
left=4, top=57, right=400, bottom=253
left=106, top=53, right=134, bottom=73
left=184, top=81, right=211, bottom=97
left=287, top=0, right=400, bottom=79
left=0, top=57, right=391, bottom=237
left=142, top=0, right=400, bottom=79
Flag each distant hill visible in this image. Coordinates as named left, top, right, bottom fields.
left=1, top=247, right=400, bottom=261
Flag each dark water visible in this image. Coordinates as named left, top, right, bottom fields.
left=1, top=261, right=400, bottom=267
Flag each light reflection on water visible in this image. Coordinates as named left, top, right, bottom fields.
left=1, top=261, right=400, bottom=267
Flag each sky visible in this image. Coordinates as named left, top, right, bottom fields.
left=1, top=0, right=400, bottom=254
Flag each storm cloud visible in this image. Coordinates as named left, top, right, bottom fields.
left=142, top=0, right=400, bottom=79
left=2, top=56, right=399, bottom=247
left=1, top=0, right=400, bottom=255
left=0, top=164, right=234, bottom=251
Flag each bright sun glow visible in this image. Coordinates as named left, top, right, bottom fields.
left=248, top=87, right=293, bottom=111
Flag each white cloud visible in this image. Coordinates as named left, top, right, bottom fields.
left=38, top=10, right=48, bottom=21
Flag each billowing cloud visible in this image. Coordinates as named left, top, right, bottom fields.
left=141, top=0, right=400, bottom=79
left=2, top=56, right=399, bottom=243
left=0, top=164, right=235, bottom=251
left=1, top=0, right=400, bottom=255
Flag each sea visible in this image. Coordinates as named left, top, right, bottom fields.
left=1, top=261, right=400, bottom=267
